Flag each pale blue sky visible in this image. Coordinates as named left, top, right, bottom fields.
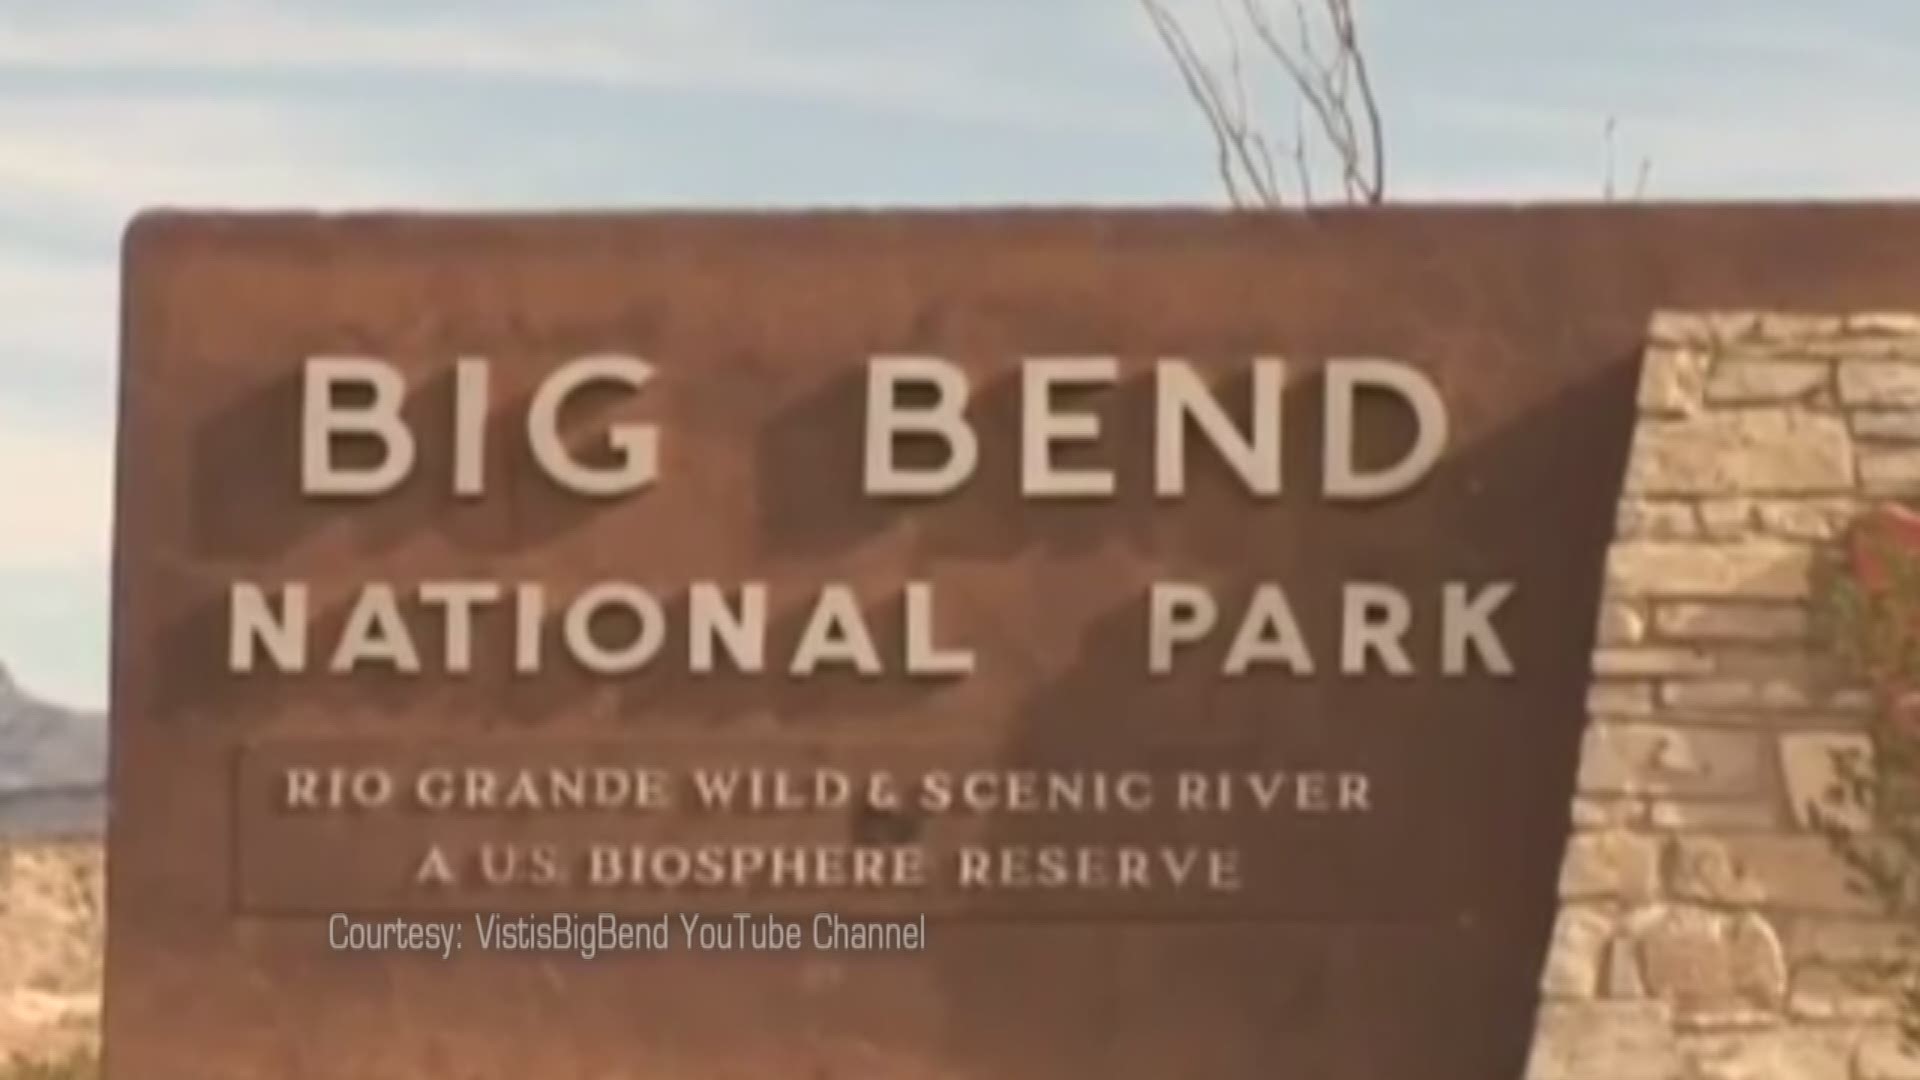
left=2, top=0, right=1917, bottom=708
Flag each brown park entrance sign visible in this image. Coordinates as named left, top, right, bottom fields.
left=104, top=208, right=1920, bottom=1079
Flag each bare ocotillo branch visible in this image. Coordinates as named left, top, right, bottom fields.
left=1603, top=115, right=1654, bottom=202
left=1141, top=0, right=1386, bottom=207
left=1147, top=1, right=1655, bottom=205
left=1141, top=0, right=1280, bottom=206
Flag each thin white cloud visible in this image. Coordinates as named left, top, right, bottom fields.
left=0, top=564, right=109, bottom=710
left=0, top=7, right=1156, bottom=136
left=1412, top=88, right=1920, bottom=199
left=0, top=253, right=115, bottom=369
left=0, top=95, right=453, bottom=224
left=1649, top=8, right=1913, bottom=71
left=0, top=409, right=113, bottom=572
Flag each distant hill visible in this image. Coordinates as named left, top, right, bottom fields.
left=0, top=661, right=106, bottom=836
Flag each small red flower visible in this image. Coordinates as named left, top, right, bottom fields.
left=1846, top=502, right=1920, bottom=706
left=1891, top=689, right=1920, bottom=742
left=1850, top=503, right=1920, bottom=592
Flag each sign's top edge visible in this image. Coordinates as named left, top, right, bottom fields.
left=120, top=199, right=1920, bottom=222
left=118, top=200, right=1920, bottom=253
left=116, top=201, right=1920, bottom=249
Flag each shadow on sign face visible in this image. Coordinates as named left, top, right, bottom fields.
left=614, top=585, right=954, bottom=730
left=753, top=358, right=1435, bottom=566
left=189, top=363, right=641, bottom=562
left=918, top=351, right=1636, bottom=1080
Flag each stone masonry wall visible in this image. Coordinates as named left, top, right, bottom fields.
left=1525, top=311, right=1920, bottom=1080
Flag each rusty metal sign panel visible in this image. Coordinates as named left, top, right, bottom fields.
left=107, top=208, right=1920, bottom=1079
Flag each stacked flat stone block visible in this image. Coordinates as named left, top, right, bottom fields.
left=1526, top=311, right=1920, bottom=1080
